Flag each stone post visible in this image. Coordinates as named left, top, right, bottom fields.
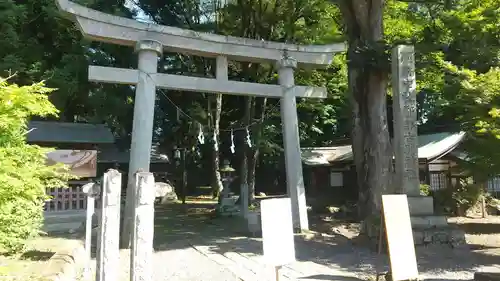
left=82, top=182, right=100, bottom=281
left=96, top=170, right=122, bottom=281
left=392, top=45, right=420, bottom=196
left=277, top=53, right=309, bottom=231
left=130, top=172, right=156, bottom=281
left=122, top=39, right=163, bottom=248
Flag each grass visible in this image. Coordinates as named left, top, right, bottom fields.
left=0, top=235, right=79, bottom=281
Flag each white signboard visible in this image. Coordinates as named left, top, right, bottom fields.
left=260, top=198, right=295, bottom=266
left=382, top=194, right=419, bottom=281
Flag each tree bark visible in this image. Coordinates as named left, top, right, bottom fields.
left=338, top=0, right=393, bottom=220
left=247, top=97, right=267, bottom=203
left=239, top=96, right=252, bottom=202
left=211, top=94, right=224, bottom=198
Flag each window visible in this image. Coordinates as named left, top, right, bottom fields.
left=330, top=171, right=343, bottom=187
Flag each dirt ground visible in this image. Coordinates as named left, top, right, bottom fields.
left=450, top=215, right=500, bottom=250
left=309, top=212, right=500, bottom=254
left=0, top=235, right=79, bottom=281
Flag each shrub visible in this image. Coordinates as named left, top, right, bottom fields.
left=0, top=78, right=72, bottom=253
left=452, top=183, right=483, bottom=215
left=430, top=181, right=484, bottom=216
left=420, top=184, right=431, bottom=196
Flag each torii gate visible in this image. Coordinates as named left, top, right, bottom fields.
left=55, top=0, right=346, bottom=246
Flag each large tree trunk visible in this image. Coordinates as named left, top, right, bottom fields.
left=211, top=94, right=224, bottom=198
left=338, top=0, right=393, bottom=221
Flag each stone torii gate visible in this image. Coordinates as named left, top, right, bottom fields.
left=55, top=0, right=346, bottom=246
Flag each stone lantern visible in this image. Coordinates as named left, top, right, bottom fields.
left=219, top=160, right=235, bottom=203
left=172, top=146, right=187, bottom=203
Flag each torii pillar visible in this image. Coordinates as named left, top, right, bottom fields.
left=122, top=40, right=163, bottom=248
left=278, top=55, right=309, bottom=230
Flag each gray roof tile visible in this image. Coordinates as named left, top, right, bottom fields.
left=27, top=121, right=115, bottom=144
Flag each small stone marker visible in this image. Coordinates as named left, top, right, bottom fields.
left=381, top=194, right=419, bottom=281
left=260, top=198, right=295, bottom=280
left=82, top=181, right=100, bottom=280
left=96, top=169, right=121, bottom=281
left=130, top=172, right=156, bottom=281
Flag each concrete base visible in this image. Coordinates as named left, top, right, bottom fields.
left=406, top=196, right=467, bottom=246
left=413, top=226, right=466, bottom=246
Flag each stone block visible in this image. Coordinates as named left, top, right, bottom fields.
left=411, top=215, right=448, bottom=229
left=412, top=226, right=466, bottom=247
left=407, top=196, right=434, bottom=216
left=221, top=197, right=237, bottom=206
left=155, top=182, right=178, bottom=204
left=412, top=230, right=424, bottom=245
left=247, top=211, right=261, bottom=236
left=475, top=271, right=500, bottom=281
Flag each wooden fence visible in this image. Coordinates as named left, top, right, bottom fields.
left=44, top=181, right=89, bottom=212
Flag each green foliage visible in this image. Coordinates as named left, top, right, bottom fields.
left=0, top=78, right=72, bottom=253
left=431, top=182, right=484, bottom=216
left=437, top=62, right=500, bottom=177
left=419, top=184, right=431, bottom=196
left=394, top=0, right=500, bottom=178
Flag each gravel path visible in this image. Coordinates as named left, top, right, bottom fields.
left=195, top=232, right=490, bottom=281
left=89, top=246, right=241, bottom=281
left=88, top=205, right=242, bottom=281
left=110, top=245, right=242, bottom=281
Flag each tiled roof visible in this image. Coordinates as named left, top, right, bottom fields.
left=98, top=146, right=169, bottom=164
left=301, top=132, right=466, bottom=166
left=27, top=121, right=115, bottom=144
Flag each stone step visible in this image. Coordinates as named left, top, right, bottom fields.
left=42, top=221, right=83, bottom=234
left=44, top=216, right=86, bottom=225
left=43, top=211, right=86, bottom=234
left=411, top=215, right=448, bottom=229
left=44, top=210, right=86, bottom=219
left=412, top=226, right=466, bottom=246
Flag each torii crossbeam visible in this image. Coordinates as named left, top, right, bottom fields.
left=55, top=0, right=347, bottom=247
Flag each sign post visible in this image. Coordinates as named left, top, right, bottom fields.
left=260, top=198, right=295, bottom=281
